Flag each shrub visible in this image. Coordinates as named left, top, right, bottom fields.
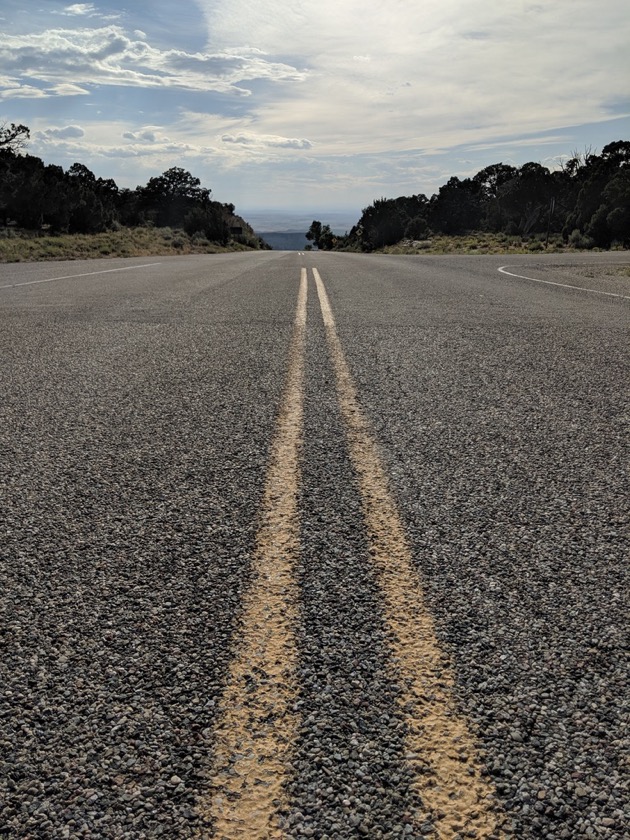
left=568, top=228, right=595, bottom=249
left=183, top=207, right=207, bottom=237
left=404, top=216, right=429, bottom=240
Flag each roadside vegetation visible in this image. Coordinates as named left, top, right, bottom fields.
left=378, top=232, right=627, bottom=255
left=307, top=141, right=630, bottom=253
left=0, top=120, right=268, bottom=263
left=1, top=121, right=628, bottom=261
left=0, top=225, right=262, bottom=263
left=381, top=232, right=567, bottom=255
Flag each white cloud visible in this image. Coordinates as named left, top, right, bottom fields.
left=122, top=129, right=159, bottom=143
left=0, top=25, right=306, bottom=97
left=28, top=117, right=203, bottom=170
left=63, top=3, right=97, bottom=15
left=0, top=79, right=90, bottom=99
left=48, top=83, right=90, bottom=96
left=38, top=125, right=85, bottom=139
left=0, top=84, right=46, bottom=99
left=195, top=0, right=630, bottom=158
left=222, top=132, right=312, bottom=150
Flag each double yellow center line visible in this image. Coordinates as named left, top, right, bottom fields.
left=201, top=268, right=501, bottom=839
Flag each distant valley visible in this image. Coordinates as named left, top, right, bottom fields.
left=258, top=231, right=312, bottom=250
left=243, top=210, right=358, bottom=251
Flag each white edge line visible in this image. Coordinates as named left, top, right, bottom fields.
left=498, top=265, right=630, bottom=300
left=0, top=262, right=162, bottom=290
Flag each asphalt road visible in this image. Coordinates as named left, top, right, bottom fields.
left=0, top=251, right=628, bottom=839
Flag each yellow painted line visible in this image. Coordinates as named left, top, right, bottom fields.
left=200, top=269, right=308, bottom=839
left=312, top=267, right=502, bottom=839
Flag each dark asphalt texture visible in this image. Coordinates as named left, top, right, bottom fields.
left=0, top=251, right=628, bottom=839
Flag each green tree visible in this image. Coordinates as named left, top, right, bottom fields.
left=0, top=152, right=72, bottom=230
left=585, top=167, right=630, bottom=246
left=472, top=163, right=517, bottom=230
left=318, top=224, right=335, bottom=250
left=183, top=204, right=229, bottom=243
left=429, top=178, right=483, bottom=234
left=306, top=220, right=322, bottom=246
left=496, top=163, right=552, bottom=235
left=140, top=167, right=210, bottom=227
left=0, top=122, right=29, bottom=152
left=357, top=195, right=429, bottom=249
left=600, top=140, right=630, bottom=167
left=305, top=220, right=335, bottom=249
left=563, top=143, right=630, bottom=245
left=66, top=162, right=118, bottom=233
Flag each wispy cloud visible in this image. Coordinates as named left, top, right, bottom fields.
left=465, top=135, right=573, bottom=153
left=0, top=84, right=46, bottom=99
left=38, top=124, right=85, bottom=139
left=54, top=3, right=121, bottom=21
left=0, top=26, right=306, bottom=97
left=62, top=3, right=98, bottom=16
left=122, top=128, right=159, bottom=143
left=0, top=79, right=92, bottom=99
left=196, top=0, right=630, bottom=157
left=222, top=132, right=312, bottom=150
left=48, top=83, right=90, bottom=96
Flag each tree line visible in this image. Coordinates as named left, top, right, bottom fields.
left=0, top=122, right=260, bottom=246
left=307, top=140, right=630, bottom=251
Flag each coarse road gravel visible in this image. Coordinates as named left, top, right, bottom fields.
left=313, top=251, right=629, bottom=839
left=0, top=251, right=628, bottom=839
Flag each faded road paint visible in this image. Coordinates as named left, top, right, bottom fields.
left=201, top=269, right=308, bottom=839
left=200, top=266, right=501, bottom=839
left=313, top=267, right=501, bottom=838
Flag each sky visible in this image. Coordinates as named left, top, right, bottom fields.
left=1, top=0, right=629, bottom=220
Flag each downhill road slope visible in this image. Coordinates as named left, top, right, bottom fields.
left=0, top=251, right=628, bottom=839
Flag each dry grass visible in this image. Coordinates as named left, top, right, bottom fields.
left=379, top=232, right=606, bottom=255
left=0, top=226, right=257, bottom=263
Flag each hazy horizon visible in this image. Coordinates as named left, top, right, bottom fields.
left=241, top=210, right=359, bottom=234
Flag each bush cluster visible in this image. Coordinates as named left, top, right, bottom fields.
left=313, top=141, right=630, bottom=251
left=0, top=133, right=257, bottom=247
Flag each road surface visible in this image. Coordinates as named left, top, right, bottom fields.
left=1, top=251, right=628, bottom=839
